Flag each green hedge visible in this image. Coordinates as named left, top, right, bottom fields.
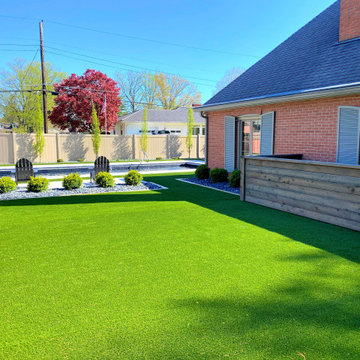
left=124, top=170, right=143, bottom=186
left=210, top=168, right=228, bottom=183
left=27, top=176, right=49, bottom=193
left=195, top=164, right=210, bottom=180
left=95, top=172, right=115, bottom=188
left=63, top=173, right=83, bottom=190
left=229, top=170, right=241, bottom=188
left=0, top=177, right=17, bottom=194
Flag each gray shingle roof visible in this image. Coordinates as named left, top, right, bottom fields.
left=118, top=107, right=204, bottom=123
left=204, top=1, right=360, bottom=107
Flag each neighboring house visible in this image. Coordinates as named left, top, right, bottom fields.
left=114, top=107, right=205, bottom=136
left=195, top=0, right=360, bottom=171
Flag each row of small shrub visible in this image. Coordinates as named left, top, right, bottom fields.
left=0, top=176, right=50, bottom=194
left=0, top=169, right=144, bottom=194
left=195, top=165, right=240, bottom=188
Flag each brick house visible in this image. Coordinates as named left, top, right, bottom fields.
left=195, top=0, right=360, bottom=171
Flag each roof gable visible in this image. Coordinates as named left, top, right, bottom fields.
left=205, top=1, right=360, bottom=106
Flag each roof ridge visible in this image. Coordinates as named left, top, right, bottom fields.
left=205, top=1, right=350, bottom=106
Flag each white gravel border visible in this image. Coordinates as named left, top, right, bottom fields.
left=0, top=180, right=167, bottom=202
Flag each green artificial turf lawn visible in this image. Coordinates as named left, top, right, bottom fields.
left=1, top=174, right=359, bottom=359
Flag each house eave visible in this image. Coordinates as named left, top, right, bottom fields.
left=194, top=83, right=360, bottom=112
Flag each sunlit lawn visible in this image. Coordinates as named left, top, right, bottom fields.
left=1, top=173, right=359, bottom=359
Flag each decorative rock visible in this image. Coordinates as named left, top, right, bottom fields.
left=181, top=178, right=240, bottom=194
left=0, top=181, right=163, bottom=201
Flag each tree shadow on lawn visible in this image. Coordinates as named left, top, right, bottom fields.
left=168, top=257, right=360, bottom=359
left=72, top=252, right=360, bottom=359
left=1, top=174, right=359, bottom=264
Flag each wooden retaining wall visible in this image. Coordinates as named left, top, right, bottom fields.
left=241, top=156, right=360, bottom=232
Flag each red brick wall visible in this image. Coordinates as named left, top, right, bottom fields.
left=206, top=95, right=360, bottom=169
left=339, top=0, right=360, bottom=41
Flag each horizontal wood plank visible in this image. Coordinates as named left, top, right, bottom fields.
left=246, top=195, right=360, bottom=232
left=246, top=189, right=360, bottom=223
left=246, top=176, right=360, bottom=204
left=243, top=157, right=360, bottom=231
left=245, top=169, right=360, bottom=196
left=246, top=158, right=360, bottom=178
left=246, top=183, right=360, bottom=213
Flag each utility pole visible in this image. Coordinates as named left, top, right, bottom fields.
left=104, top=93, right=107, bottom=134
left=39, top=20, right=48, bottom=133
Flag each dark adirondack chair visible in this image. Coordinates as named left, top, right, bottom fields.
left=91, top=156, right=111, bottom=181
left=15, top=158, right=36, bottom=183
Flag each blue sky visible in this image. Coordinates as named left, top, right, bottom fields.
left=0, top=0, right=335, bottom=103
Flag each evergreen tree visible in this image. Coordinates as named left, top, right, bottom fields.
left=140, top=108, right=148, bottom=154
left=186, top=107, right=194, bottom=158
left=91, top=104, right=101, bottom=158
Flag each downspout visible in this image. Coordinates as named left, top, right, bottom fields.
left=201, top=111, right=209, bottom=166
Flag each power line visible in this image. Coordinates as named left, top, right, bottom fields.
left=0, top=38, right=220, bottom=76
left=0, top=14, right=259, bottom=58
left=0, top=88, right=176, bottom=107
left=46, top=20, right=258, bottom=58
left=0, top=89, right=41, bottom=93
left=45, top=46, right=217, bottom=84
left=0, top=43, right=37, bottom=46
left=22, top=49, right=39, bottom=83
left=0, top=42, right=220, bottom=80
left=0, top=49, right=38, bottom=52
left=45, top=50, right=216, bottom=88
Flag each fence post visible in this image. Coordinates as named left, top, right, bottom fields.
left=196, top=134, right=200, bottom=159
left=56, top=133, right=60, bottom=160
left=240, top=157, right=246, bottom=201
left=166, top=135, right=170, bottom=159
left=11, top=132, right=16, bottom=164
left=132, top=134, right=137, bottom=159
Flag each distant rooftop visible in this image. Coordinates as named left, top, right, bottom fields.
left=118, top=107, right=205, bottom=123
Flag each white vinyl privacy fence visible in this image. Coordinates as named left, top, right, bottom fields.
left=0, top=133, right=205, bottom=164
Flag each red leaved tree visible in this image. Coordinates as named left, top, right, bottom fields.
left=49, top=69, right=121, bottom=133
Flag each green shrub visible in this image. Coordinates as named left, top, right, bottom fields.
left=77, top=158, right=84, bottom=162
left=95, top=172, right=115, bottom=188
left=229, top=170, right=241, bottom=188
left=27, top=176, right=49, bottom=192
left=63, top=173, right=83, bottom=190
left=57, top=158, right=64, bottom=163
left=210, top=168, right=228, bottom=183
left=156, top=157, right=162, bottom=160
left=0, top=177, right=17, bottom=194
left=124, top=170, right=143, bottom=186
left=195, top=164, right=210, bottom=180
